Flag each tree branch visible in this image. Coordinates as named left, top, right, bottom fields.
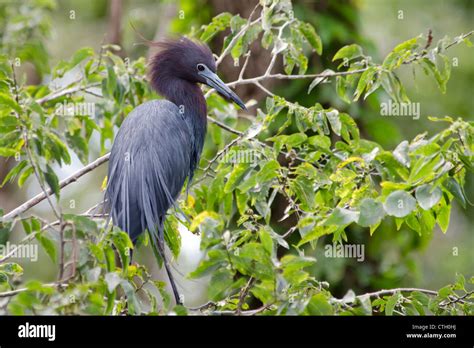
left=36, top=82, right=101, bottom=105
left=358, top=287, right=438, bottom=298
left=0, top=283, right=69, bottom=298
left=3, top=153, right=110, bottom=221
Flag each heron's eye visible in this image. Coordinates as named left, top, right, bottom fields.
left=197, top=64, right=205, bottom=72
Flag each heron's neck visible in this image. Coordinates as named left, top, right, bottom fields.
left=151, top=76, right=207, bottom=173
left=152, top=76, right=207, bottom=121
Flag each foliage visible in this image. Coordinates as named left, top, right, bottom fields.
left=0, top=0, right=472, bottom=315
left=0, top=0, right=55, bottom=77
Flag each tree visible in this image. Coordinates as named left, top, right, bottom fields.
left=0, top=0, right=472, bottom=315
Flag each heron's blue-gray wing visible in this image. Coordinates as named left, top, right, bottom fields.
left=105, top=100, right=192, bottom=243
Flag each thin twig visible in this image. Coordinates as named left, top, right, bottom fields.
left=236, top=277, right=255, bottom=315
left=440, top=290, right=473, bottom=307
left=215, top=3, right=261, bottom=67
left=3, top=153, right=110, bottom=221
left=36, top=82, right=101, bottom=105
left=255, top=81, right=275, bottom=96
left=358, top=288, right=438, bottom=298
left=238, top=51, right=252, bottom=80
left=58, top=219, right=66, bottom=281
left=202, top=135, right=242, bottom=173
left=215, top=302, right=274, bottom=316
left=0, top=283, right=69, bottom=298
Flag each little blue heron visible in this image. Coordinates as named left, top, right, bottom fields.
left=105, top=37, right=246, bottom=304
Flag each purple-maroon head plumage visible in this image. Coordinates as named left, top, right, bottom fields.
left=148, top=36, right=246, bottom=110
left=149, top=37, right=216, bottom=93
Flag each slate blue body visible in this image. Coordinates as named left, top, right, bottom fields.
left=106, top=100, right=197, bottom=243
left=104, top=37, right=245, bottom=303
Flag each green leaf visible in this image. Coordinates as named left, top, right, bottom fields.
left=333, top=44, right=363, bottom=62
left=104, top=244, right=116, bottom=272
left=393, top=37, right=419, bottom=53
left=382, top=52, right=403, bottom=70
left=269, top=133, right=307, bottom=151
left=443, top=177, right=466, bottom=208
left=189, top=211, right=222, bottom=233
left=420, top=209, right=436, bottom=236
left=325, top=110, right=341, bottom=136
left=380, top=71, right=409, bottom=103
left=1, top=160, right=27, bottom=187
left=258, top=160, right=280, bottom=182
left=19, top=42, right=50, bottom=76
left=385, top=292, right=400, bottom=316
left=339, top=113, right=360, bottom=145
left=208, top=268, right=234, bottom=301
left=415, top=184, right=442, bottom=210
left=261, top=30, right=273, bottom=49
left=0, top=147, right=18, bottom=157
left=44, top=165, right=60, bottom=198
left=0, top=116, right=20, bottom=129
left=63, top=214, right=97, bottom=233
left=105, top=65, right=117, bottom=98
left=383, top=190, right=416, bottom=218
left=37, top=234, right=56, bottom=263
left=283, top=50, right=296, bottom=75
left=224, top=163, right=249, bottom=193
left=353, top=67, right=376, bottom=101
left=408, top=154, right=441, bottom=184
left=298, top=22, right=322, bottom=55
left=69, top=47, right=94, bottom=68
left=438, top=285, right=453, bottom=299
left=259, top=227, right=274, bottom=255
left=0, top=262, right=23, bottom=276
left=436, top=199, right=451, bottom=233
left=281, top=254, right=316, bottom=273
left=230, top=14, right=246, bottom=33
left=66, top=132, right=89, bottom=164
left=48, top=131, right=71, bottom=165
left=357, top=198, right=385, bottom=227
left=336, top=76, right=350, bottom=103
left=357, top=294, right=372, bottom=315
left=405, top=212, right=421, bottom=235
left=308, top=69, right=333, bottom=94
left=325, top=207, right=359, bottom=226
left=419, top=57, right=450, bottom=94
left=200, top=13, right=232, bottom=42
left=454, top=273, right=466, bottom=291
left=308, top=135, right=331, bottom=150
left=105, top=272, right=121, bottom=293
left=232, top=243, right=274, bottom=280
left=164, top=217, right=181, bottom=258
left=305, top=293, right=333, bottom=315
left=231, top=24, right=262, bottom=59
left=0, top=93, right=22, bottom=113
left=120, top=280, right=140, bottom=314
left=18, top=166, right=34, bottom=187
left=393, top=140, right=410, bottom=167
left=286, top=133, right=308, bottom=148
left=411, top=291, right=429, bottom=307
left=173, top=305, right=188, bottom=316
left=189, top=250, right=227, bottom=279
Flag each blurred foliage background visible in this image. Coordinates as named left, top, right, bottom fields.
left=0, top=0, right=472, bottom=304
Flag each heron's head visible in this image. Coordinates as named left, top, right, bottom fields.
left=149, top=37, right=246, bottom=110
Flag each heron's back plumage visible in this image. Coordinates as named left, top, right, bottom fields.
left=106, top=100, right=193, bottom=242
